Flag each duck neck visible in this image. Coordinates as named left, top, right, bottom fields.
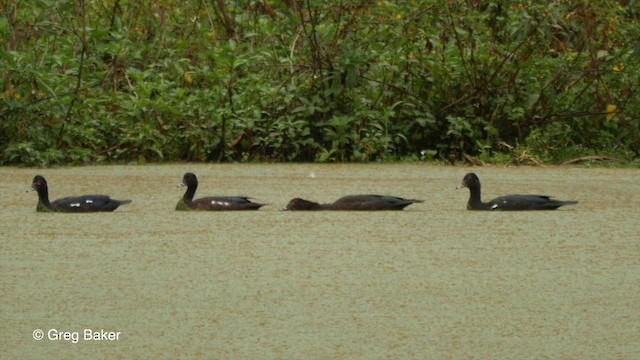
left=467, top=184, right=483, bottom=210
left=36, top=187, right=51, bottom=210
left=315, top=203, right=330, bottom=210
left=182, top=184, right=197, bottom=203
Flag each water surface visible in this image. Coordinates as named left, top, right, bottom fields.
left=1, top=164, right=638, bottom=358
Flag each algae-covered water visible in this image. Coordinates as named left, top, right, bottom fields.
left=1, top=164, right=638, bottom=358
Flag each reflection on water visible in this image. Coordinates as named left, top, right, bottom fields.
left=1, top=164, right=639, bottom=358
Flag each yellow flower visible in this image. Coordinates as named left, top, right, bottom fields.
left=606, top=104, right=617, bottom=122
left=14, top=93, right=21, bottom=100
left=613, top=63, right=624, bottom=72
left=184, top=71, right=195, bottom=85
left=395, top=14, right=402, bottom=20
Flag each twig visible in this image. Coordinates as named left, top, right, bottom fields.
left=561, top=156, right=620, bottom=165
left=463, top=153, right=485, bottom=166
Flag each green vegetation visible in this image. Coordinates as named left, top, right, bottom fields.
left=1, top=1, right=638, bottom=166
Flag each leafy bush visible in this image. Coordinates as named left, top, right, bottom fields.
left=1, top=1, right=638, bottom=165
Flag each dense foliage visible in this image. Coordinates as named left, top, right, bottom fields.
left=1, top=0, right=639, bottom=165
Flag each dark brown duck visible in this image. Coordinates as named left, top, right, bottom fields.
left=285, top=195, right=423, bottom=211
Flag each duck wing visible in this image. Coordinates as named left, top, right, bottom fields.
left=487, top=194, right=577, bottom=211
left=332, top=195, right=423, bottom=210
left=190, top=196, right=265, bottom=211
left=50, top=195, right=131, bottom=212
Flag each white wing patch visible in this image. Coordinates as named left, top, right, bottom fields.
left=70, top=203, right=81, bottom=207
left=86, top=199, right=94, bottom=204
left=490, top=203, right=499, bottom=209
left=211, top=200, right=231, bottom=206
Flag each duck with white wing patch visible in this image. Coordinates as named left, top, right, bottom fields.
left=176, top=172, right=267, bottom=211
left=31, top=175, right=131, bottom=213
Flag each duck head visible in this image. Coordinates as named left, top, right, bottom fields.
left=31, top=175, right=48, bottom=191
left=284, top=198, right=321, bottom=210
left=181, top=173, right=198, bottom=187
left=461, top=173, right=481, bottom=189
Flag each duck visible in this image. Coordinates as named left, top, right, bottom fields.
left=460, top=173, right=578, bottom=210
left=176, top=172, right=266, bottom=211
left=285, top=195, right=423, bottom=211
left=31, top=175, right=132, bottom=212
